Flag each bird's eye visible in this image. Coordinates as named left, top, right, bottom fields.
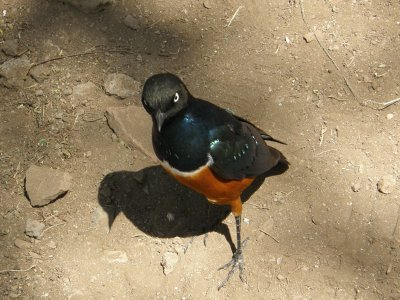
left=173, top=92, right=179, bottom=103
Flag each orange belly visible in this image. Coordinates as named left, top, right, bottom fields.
left=162, top=165, right=254, bottom=215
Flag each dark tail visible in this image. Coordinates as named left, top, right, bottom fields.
left=233, top=113, right=288, bottom=145
left=260, top=133, right=287, bottom=145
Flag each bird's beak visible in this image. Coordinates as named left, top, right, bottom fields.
left=155, top=111, right=166, bottom=132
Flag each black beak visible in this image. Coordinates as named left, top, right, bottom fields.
left=155, top=111, right=166, bottom=132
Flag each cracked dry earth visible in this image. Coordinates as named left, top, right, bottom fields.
left=1, top=0, right=400, bottom=299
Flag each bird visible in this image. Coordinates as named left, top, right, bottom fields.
left=141, top=73, right=288, bottom=289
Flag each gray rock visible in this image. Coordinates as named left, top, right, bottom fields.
left=71, top=82, right=108, bottom=106
left=377, top=175, right=396, bottom=194
left=161, top=251, right=179, bottom=275
left=102, top=250, right=129, bottom=264
left=123, top=15, right=139, bottom=30
left=105, top=106, right=156, bottom=161
left=1, top=39, right=28, bottom=57
left=0, top=56, right=31, bottom=87
left=25, top=219, right=45, bottom=239
left=103, top=73, right=140, bottom=99
left=25, top=165, right=72, bottom=207
left=90, top=206, right=109, bottom=231
left=29, top=64, right=51, bottom=83
left=14, top=238, right=32, bottom=249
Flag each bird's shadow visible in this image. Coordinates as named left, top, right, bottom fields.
left=98, top=163, right=288, bottom=252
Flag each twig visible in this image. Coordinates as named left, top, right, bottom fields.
left=82, top=113, right=104, bottom=122
left=13, top=161, right=21, bottom=178
left=327, top=95, right=347, bottom=102
left=319, top=123, right=328, bottom=146
left=248, top=203, right=269, bottom=210
left=299, top=0, right=358, bottom=101
left=0, top=265, right=36, bottom=274
left=315, top=149, right=337, bottom=157
left=364, top=97, right=400, bottom=110
left=259, top=230, right=279, bottom=243
left=41, top=222, right=66, bottom=236
left=29, top=49, right=136, bottom=71
left=226, top=6, right=244, bottom=27
left=313, top=32, right=340, bottom=71
left=343, top=76, right=358, bottom=100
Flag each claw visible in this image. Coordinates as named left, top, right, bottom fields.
left=217, top=238, right=249, bottom=290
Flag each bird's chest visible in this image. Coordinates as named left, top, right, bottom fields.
left=152, top=119, right=209, bottom=172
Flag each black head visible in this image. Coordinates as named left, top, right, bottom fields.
left=142, top=73, right=190, bottom=132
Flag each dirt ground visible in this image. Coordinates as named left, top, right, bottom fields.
left=1, top=0, right=400, bottom=299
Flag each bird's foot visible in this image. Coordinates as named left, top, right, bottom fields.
left=217, top=238, right=249, bottom=290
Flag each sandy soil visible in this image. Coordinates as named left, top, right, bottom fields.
left=1, top=0, right=400, bottom=299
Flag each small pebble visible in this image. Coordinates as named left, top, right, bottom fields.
left=303, top=32, right=315, bottom=43
left=161, top=252, right=179, bottom=275
left=377, top=175, right=396, bottom=194
left=29, top=251, right=42, bottom=259
left=102, top=250, right=129, bottom=264
left=203, top=0, right=212, bottom=9
left=123, top=14, right=139, bottom=30
left=277, top=274, right=285, bottom=281
left=84, top=151, right=92, bottom=158
left=387, top=113, right=394, bottom=120
left=35, top=90, right=44, bottom=96
left=14, top=238, right=32, bottom=249
left=25, top=219, right=45, bottom=239
left=111, top=133, right=118, bottom=142
left=47, top=240, right=57, bottom=249
left=243, top=217, right=250, bottom=224
left=351, top=182, right=361, bottom=192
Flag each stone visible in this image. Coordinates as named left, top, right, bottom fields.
left=102, top=250, right=129, bottom=264
left=161, top=251, right=179, bottom=275
left=1, top=39, right=28, bottom=57
left=90, top=206, right=109, bottom=231
left=29, top=64, right=51, bottom=83
left=14, top=238, right=32, bottom=249
left=123, top=15, right=139, bottom=30
left=103, top=73, right=141, bottom=99
left=105, top=106, right=156, bottom=161
left=25, top=165, right=72, bottom=207
left=71, top=82, right=108, bottom=106
left=377, top=175, right=396, bottom=194
left=351, top=182, right=361, bottom=192
left=47, top=240, right=57, bottom=249
left=203, top=0, right=212, bottom=9
left=0, top=56, right=31, bottom=87
left=25, top=219, right=45, bottom=239
left=303, top=32, right=315, bottom=43
left=39, top=40, right=61, bottom=61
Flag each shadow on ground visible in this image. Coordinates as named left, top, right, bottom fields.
left=98, top=163, right=289, bottom=251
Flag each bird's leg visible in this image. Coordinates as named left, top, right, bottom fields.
left=218, top=199, right=249, bottom=290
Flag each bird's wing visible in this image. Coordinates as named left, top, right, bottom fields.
left=232, top=114, right=287, bottom=145
left=208, top=120, right=282, bottom=180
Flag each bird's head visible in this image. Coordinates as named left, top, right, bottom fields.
left=142, top=73, right=190, bottom=132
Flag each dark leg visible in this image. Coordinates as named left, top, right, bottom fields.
left=217, top=215, right=248, bottom=290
